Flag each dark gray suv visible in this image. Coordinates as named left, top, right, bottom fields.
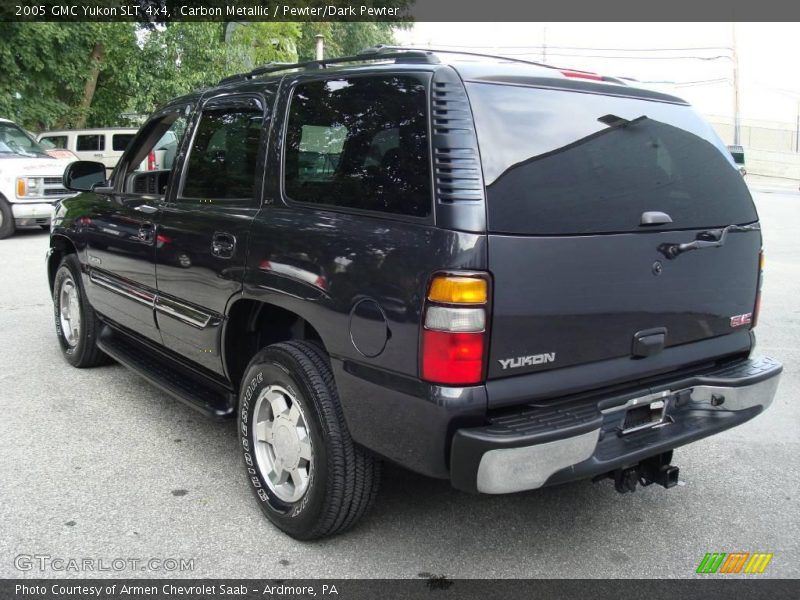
left=47, top=47, right=782, bottom=539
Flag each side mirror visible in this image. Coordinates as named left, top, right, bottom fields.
left=64, top=161, right=108, bottom=192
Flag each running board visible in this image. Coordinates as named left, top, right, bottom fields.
left=97, top=326, right=235, bottom=419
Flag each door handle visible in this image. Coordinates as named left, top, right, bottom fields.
left=211, top=232, right=236, bottom=258
left=134, top=204, right=159, bottom=215
left=640, top=211, right=673, bottom=226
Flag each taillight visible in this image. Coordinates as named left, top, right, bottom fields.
left=421, top=273, right=489, bottom=385
left=752, top=250, right=764, bottom=328
left=147, top=150, right=157, bottom=171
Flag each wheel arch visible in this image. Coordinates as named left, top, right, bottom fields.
left=47, top=234, right=78, bottom=293
left=223, top=297, right=328, bottom=390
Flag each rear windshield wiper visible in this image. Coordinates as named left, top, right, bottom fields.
left=658, top=223, right=760, bottom=260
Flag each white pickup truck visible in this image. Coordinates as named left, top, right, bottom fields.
left=0, top=118, right=76, bottom=239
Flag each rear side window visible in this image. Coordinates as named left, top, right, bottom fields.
left=284, top=75, right=431, bottom=218
left=41, top=135, right=67, bottom=149
left=466, top=82, right=757, bottom=234
left=76, top=134, right=104, bottom=152
left=182, top=108, right=262, bottom=199
left=112, top=134, right=135, bottom=152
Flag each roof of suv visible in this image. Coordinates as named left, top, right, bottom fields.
left=201, top=47, right=688, bottom=106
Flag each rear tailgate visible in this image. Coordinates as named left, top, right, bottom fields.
left=465, top=81, right=760, bottom=394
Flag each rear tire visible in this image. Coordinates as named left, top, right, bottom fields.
left=53, top=254, right=109, bottom=368
left=0, top=197, right=15, bottom=239
left=238, top=341, right=381, bottom=540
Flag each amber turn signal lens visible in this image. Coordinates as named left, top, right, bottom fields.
left=16, top=178, right=26, bottom=197
left=428, top=276, right=487, bottom=304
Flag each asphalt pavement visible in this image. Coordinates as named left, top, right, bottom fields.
left=0, top=186, right=798, bottom=579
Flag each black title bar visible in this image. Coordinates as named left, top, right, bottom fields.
left=3, top=0, right=800, bottom=22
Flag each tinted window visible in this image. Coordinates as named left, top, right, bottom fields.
left=284, top=75, right=431, bottom=217
left=182, top=108, right=262, bottom=199
left=112, top=134, right=135, bottom=152
left=77, top=134, right=104, bottom=151
left=466, top=83, right=757, bottom=234
left=41, top=135, right=67, bottom=149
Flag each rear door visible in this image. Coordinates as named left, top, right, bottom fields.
left=465, top=82, right=760, bottom=384
left=154, top=94, right=268, bottom=374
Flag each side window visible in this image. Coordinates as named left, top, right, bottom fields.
left=181, top=107, right=262, bottom=200
left=40, top=135, right=68, bottom=149
left=284, top=75, right=431, bottom=217
left=120, top=110, right=189, bottom=197
left=76, top=134, right=104, bottom=152
left=112, top=134, right=135, bottom=152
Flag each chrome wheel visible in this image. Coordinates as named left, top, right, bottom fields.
left=59, top=277, right=81, bottom=347
left=252, top=385, right=313, bottom=503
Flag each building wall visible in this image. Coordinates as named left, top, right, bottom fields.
left=706, top=115, right=800, bottom=179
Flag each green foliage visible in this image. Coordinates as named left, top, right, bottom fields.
left=0, top=22, right=136, bottom=129
left=297, top=22, right=401, bottom=61
left=0, top=21, right=402, bottom=132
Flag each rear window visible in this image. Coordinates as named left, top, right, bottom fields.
left=77, top=134, right=104, bottom=152
left=284, top=75, right=431, bottom=218
left=112, top=134, right=135, bottom=151
left=466, top=83, right=757, bottom=234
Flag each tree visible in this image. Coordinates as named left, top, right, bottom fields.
left=0, top=22, right=137, bottom=129
left=0, top=21, right=403, bottom=132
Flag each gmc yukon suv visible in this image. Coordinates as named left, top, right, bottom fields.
left=46, top=47, right=782, bottom=539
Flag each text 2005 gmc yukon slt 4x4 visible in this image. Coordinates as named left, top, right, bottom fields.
left=46, top=47, right=782, bottom=539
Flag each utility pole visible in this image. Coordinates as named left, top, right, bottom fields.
left=732, top=23, right=741, bottom=146
left=542, top=26, right=548, bottom=64
left=315, top=34, right=325, bottom=61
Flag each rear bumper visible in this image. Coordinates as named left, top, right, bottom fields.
left=450, top=356, right=782, bottom=494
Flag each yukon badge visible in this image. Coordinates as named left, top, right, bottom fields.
left=498, top=352, right=556, bottom=370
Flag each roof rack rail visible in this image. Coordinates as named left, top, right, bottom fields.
left=363, top=45, right=627, bottom=84
left=361, top=44, right=560, bottom=71
left=218, top=50, right=440, bottom=86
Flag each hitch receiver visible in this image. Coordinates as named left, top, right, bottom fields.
left=600, top=451, right=680, bottom=493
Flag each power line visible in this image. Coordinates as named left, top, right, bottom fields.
left=498, top=51, right=733, bottom=61
left=641, top=78, right=731, bottom=86
left=419, top=43, right=734, bottom=52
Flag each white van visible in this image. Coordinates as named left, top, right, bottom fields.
left=37, top=128, right=137, bottom=172
left=0, top=118, right=75, bottom=238
left=38, top=128, right=176, bottom=174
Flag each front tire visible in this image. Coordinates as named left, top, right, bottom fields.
left=53, top=254, right=109, bottom=367
left=238, top=341, right=381, bottom=540
left=0, top=197, right=15, bottom=239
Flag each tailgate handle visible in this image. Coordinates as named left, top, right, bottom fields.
left=640, top=211, right=673, bottom=226
left=632, top=327, right=667, bottom=358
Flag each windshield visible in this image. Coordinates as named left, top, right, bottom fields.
left=465, top=82, right=757, bottom=234
left=0, top=122, right=51, bottom=158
